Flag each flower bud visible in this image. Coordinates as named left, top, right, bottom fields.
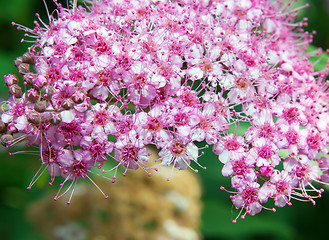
left=50, top=113, right=62, bottom=125
left=8, top=84, right=22, bottom=98
left=18, top=63, right=30, bottom=74
left=0, top=120, right=6, bottom=133
left=7, top=123, right=17, bottom=134
left=14, top=57, right=23, bottom=68
left=22, top=52, right=34, bottom=65
left=40, top=85, right=53, bottom=100
left=23, top=73, right=36, bottom=86
left=27, top=111, right=41, bottom=125
left=62, top=98, right=74, bottom=110
left=26, top=89, right=40, bottom=103
left=71, top=91, right=85, bottom=104
left=259, top=165, right=274, bottom=178
left=4, top=74, right=19, bottom=86
left=34, top=75, right=48, bottom=89
left=1, top=134, right=13, bottom=147
left=34, top=101, right=46, bottom=113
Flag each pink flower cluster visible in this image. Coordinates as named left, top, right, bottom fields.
left=1, top=0, right=329, bottom=221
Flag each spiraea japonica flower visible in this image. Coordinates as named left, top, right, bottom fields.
left=1, top=0, right=329, bottom=222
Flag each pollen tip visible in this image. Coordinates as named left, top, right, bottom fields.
left=66, top=201, right=71, bottom=205
left=148, top=173, right=152, bottom=177
left=104, top=195, right=109, bottom=199
left=232, top=220, right=237, bottom=224
left=26, top=186, right=31, bottom=190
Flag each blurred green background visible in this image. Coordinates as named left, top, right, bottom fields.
left=1, top=0, right=329, bottom=239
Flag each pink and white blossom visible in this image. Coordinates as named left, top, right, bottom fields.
left=1, top=0, right=328, bottom=221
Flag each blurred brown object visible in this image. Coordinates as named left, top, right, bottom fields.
left=27, top=148, right=202, bottom=240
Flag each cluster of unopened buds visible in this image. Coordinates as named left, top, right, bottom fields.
left=1, top=0, right=329, bottom=223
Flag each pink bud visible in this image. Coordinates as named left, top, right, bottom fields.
left=34, top=75, right=48, bottom=89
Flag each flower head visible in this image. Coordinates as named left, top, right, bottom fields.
left=1, top=0, right=329, bottom=221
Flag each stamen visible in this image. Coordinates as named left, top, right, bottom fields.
left=53, top=175, right=71, bottom=201
left=232, top=206, right=245, bottom=223
left=166, top=159, right=176, bottom=181
left=27, top=164, right=47, bottom=190
left=85, top=175, right=108, bottom=199
left=55, top=176, right=75, bottom=200
left=66, top=180, right=77, bottom=205
left=42, top=0, right=51, bottom=23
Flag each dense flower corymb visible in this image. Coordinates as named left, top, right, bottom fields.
left=1, top=0, right=329, bottom=222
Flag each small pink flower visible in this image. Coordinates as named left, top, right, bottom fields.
left=213, top=134, right=246, bottom=164
left=159, top=139, right=198, bottom=171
